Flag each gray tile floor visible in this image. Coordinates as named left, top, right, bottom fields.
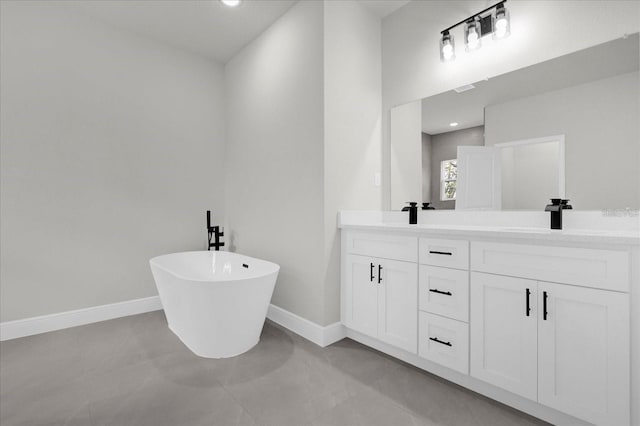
left=0, top=311, right=549, bottom=426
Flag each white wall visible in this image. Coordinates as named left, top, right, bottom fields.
left=323, top=0, right=382, bottom=324
left=225, top=0, right=326, bottom=325
left=500, top=142, right=561, bottom=210
left=0, top=2, right=226, bottom=322
left=381, top=0, right=640, bottom=208
left=225, top=0, right=381, bottom=326
left=1, top=0, right=382, bottom=328
left=390, top=101, right=422, bottom=209
left=485, top=72, right=639, bottom=210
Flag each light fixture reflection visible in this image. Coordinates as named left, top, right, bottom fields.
left=221, top=0, right=241, bottom=7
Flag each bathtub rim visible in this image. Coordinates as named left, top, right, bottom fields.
left=149, top=250, right=280, bottom=283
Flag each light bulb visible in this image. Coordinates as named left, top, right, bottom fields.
left=492, top=6, right=510, bottom=40
left=221, top=0, right=241, bottom=7
left=467, top=28, right=479, bottom=49
left=464, top=19, right=482, bottom=52
left=496, top=16, right=507, bottom=37
left=440, top=31, right=456, bottom=62
left=442, top=43, right=453, bottom=59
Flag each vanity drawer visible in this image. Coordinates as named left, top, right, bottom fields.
left=470, top=242, right=629, bottom=292
left=419, top=266, right=469, bottom=322
left=419, top=312, right=469, bottom=374
left=419, top=238, right=469, bottom=270
left=344, top=231, right=417, bottom=262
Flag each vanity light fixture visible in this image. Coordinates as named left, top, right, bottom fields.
left=440, top=0, right=511, bottom=62
left=464, top=18, right=482, bottom=51
left=440, top=31, right=456, bottom=62
left=492, top=3, right=510, bottom=39
left=220, top=0, right=241, bottom=7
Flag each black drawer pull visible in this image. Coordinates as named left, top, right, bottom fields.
left=429, top=337, right=452, bottom=347
left=370, top=263, right=375, bottom=282
left=525, top=288, right=531, bottom=317
left=543, top=291, right=548, bottom=320
left=429, top=250, right=452, bottom=256
left=378, top=264, right=383, bottom=284
left=429, top=289, right=452, bottom=296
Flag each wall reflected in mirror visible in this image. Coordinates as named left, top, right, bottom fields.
left=390, top=33, right=639, bottom=211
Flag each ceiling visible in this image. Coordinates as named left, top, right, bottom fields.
left=359, top=0, right=410, bottom=18
left=62, top=0, right=410, bottom=64
left=421, top=34, right=640, bottom=135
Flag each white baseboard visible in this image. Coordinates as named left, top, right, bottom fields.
left=0, top=298, right=345, bottom=348
left=266, top=304, right=346, bottom=347
left=0, top=296, right=163, bottom=341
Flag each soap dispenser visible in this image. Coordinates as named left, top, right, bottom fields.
left=402, top=202, right=418, bottom=224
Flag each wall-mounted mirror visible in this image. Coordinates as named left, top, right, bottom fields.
left=390, top=33, right=639, bottom=211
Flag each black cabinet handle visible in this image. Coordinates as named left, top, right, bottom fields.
left=429, top=337, right=452, bottom=347
left=429, top=250, right=452, bottom=256
left=543, top=291, right=548, bottom=320
left=377, top=264, right=383, bottom=284
left=370, top=263, right=375, bottom=282
left=429, top=289, right=452, bottom=296
left=525, top=288, right=531, bottom=317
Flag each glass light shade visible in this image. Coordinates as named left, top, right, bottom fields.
left=464, top=19, right=482, bottom=51
left=440, top=32, right=456, bottom=62
left=221, top=0, right=241, bottom=7
left=492, top=5, right=511, bottom=40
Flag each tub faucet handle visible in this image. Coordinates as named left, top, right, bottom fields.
left=206, top=211, right=225, bottom=251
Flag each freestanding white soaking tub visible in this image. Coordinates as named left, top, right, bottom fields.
left=150, top=251, right=279, bottom=358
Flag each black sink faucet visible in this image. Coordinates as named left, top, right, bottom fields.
left=206, top=210, right=225, bottom=251
left=545, top=199, right=572, bottom=230
left=401, top=202, right=418, bottom=224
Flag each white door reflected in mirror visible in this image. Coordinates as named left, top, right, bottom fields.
left=455, top=146, right=501, bottom=210
left=455, top=136, right=564, bottom=211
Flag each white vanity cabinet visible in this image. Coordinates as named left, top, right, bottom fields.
left=340, top=224, right=635, bottom=426
left=417, top=238, right=470, bottom=374
left=342, top=232, right=418, bottom=353
left=470, top=242, right=630, bottom=426
left=537, top=281, right=629, bottom=426
left=469, top=272, right=538, bottom=400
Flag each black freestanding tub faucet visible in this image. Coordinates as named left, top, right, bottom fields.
left=206, top=210, right=225, bottom=251
left=545, top=198, right=572, bottom=230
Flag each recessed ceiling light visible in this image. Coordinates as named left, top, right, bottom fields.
left=220, top=0, right=241, bottom=7
left=449, top=122, right=459, bottom=127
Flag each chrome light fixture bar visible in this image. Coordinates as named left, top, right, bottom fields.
left=439, top=1, right=510, bottom=62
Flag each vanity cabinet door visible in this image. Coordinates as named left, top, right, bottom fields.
left=470, top=272, right=538, bottom=401
left=377, top=258, right=418, bottom=354
left=538, top=282, right=629, bottom=426
left=343, top=254, right=378, bottom=338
